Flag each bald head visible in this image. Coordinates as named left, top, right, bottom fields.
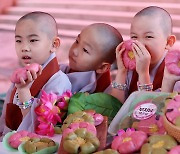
left=134, top=6, right=172, bottom=37
left=86, top=23, right=123, bottom=64
left=16, top=11, right=58, bottom=39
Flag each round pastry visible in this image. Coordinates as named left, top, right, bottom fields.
left=141, top=134, right=177, bottom=154
left=111, top=128, right=147, bottom=154
left=85, top=110, right=104, bottom=126
left=133, top=115, right=166, bottom=135
left=63, top=128, right=100, bottom=154
left=169, top=145, right=180, bottom=154
left=165, top=94, right=180, bottom=126
left=61, top=111, right=94, bottom=131
left=62, top=122, right=97, bottom=138
left=19, top=137, right=58, bottom=154
left=165, top=49, right=180, bottom=75
left=3, top=130, right=40, bottom=151
left=122, top=40, right=136, bottom=70
left=8, top=130, right=39, bottom=149
left=10, top=63, right=40, bottom=84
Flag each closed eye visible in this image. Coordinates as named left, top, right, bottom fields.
left=30, top=39, right=38, bottom=42
left=131, top=36, right=137, bottom=39
left=16, top=40, right=21, bottom=43
left=83, top=48, right=89, bottom=54
left=146, top=36, right=154, bottom=39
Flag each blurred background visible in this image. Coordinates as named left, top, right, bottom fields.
left=0, top=0, right=180, bottom=94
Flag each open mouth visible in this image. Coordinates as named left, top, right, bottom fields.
left=22, top=56, right=31, bottom=60
left=21, top=56, right=32, bottom=64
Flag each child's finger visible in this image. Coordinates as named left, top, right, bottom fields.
left=26, top=71, right=33, bottom=82
left=19, top=77, right=26, bottom=85
left=30, top=70, right=38, bottom=80
left=132, top=43, right=140, bottom=58
left=134, top=41, right=149, bottom=56
left=37, top=65, right=43, bottom=75
left=116, top=42, right=124, bottom=53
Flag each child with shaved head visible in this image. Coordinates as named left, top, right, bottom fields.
left=111, top=6, right=176, bottom=103
left=0, top=11, right=71, bottom=138
left=60, top=23, right=123, bottom=93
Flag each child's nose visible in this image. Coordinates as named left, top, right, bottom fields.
left=137, top=38, right=145, bottom=45
left=21, top=43, right=30, bottom=52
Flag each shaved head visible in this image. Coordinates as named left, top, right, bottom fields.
left=16, top=11, right=58, bottom=39
left=134, top=6, right=172, bottom=37
left=85, top=23, right=123, bottom=64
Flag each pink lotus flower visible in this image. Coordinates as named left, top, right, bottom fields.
left=111, top=128, right=147, bottom=154
left=35, top=123, right=55, bottom=137
left=56, top=90, right=72, bottom=110
left=166, top=95, right=180, bottom=125
left=35, top=90, right=72, bottom=136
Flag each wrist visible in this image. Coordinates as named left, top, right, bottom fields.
left=15, top=97, right=34, bottom=109
left=137, top=82, right=153, bottom=91
left=111, top=81, right=127, bottom=91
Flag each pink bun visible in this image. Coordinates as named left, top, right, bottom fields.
left=10, top=68, right=27, bottom=84
left=10, top=63, right=40, bottom=84
left=25, top=63, right=40, bottom=72
left=165, top=49, right=180, bottom=75
left=122, top=40, right=136, bottom=70
left=111, top=130, right=147, bottom=153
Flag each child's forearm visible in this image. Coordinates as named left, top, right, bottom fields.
left=161, top=77, right=175, bottom=92
left=111, top=70, right=127, bottom=103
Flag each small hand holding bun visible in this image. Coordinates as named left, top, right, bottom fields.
left=122, top=40, right=136, bottom=70
left=10, top=63, right=40, bottom=84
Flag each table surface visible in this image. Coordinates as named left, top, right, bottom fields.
left=0, top=134, right=62, bottom=154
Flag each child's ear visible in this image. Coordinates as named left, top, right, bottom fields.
left=165, top=35, right=176, bottom=50
left=96, top=62, right=111, bottom=74
left=51, top=37, right=61, bottom=53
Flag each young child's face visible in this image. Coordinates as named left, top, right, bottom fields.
left=130, top=15, right=168, bottom=67
left=68, top=27, right=104, bottom=72
left=15, top=19, right=53, bottom=66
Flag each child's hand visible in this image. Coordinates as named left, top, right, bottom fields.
left=164, top=67, right=180, bottom=83
left=15, top=65, right=42, bottom=89
left=132, top=41, right=151, bottom=74
left=161, top=67, right=180, bottom=92
left=132, top=40, right=151, bottom=83
left=116, top=42, right=127, bottom=74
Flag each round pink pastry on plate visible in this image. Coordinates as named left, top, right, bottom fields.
left=10, top=63, right=40, bottom=84
left=111, top=128, right=147, bottom=154
left=122, top=40, right=136, bottom=70
left=3, top=130, right=40, bottom=151
left=165, top=49, right=180, bottom=75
